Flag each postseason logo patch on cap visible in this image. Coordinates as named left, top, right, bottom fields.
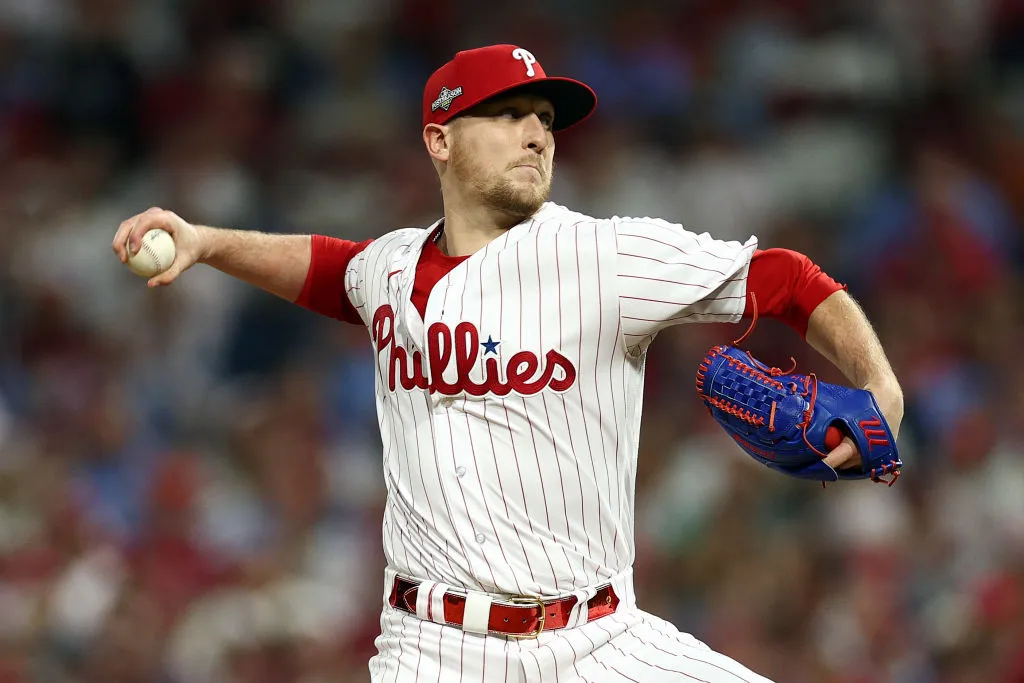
left=431, top=86, right=463, bottom=112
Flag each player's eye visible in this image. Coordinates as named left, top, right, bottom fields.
left=497, top=107, right=553, bottom=130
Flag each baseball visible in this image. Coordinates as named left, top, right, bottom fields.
left=126, top=229, right=176, bottom=278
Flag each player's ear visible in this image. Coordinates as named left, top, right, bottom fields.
left=423, top=123, right=452, bottom=163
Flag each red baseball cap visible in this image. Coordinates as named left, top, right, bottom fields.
left=422, top=44, right=597, bottom=132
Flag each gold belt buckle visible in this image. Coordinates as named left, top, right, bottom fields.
left=505, top=595, right=546, bottom=639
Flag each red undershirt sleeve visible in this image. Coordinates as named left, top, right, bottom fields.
left=744, top=248, right=846, bottom=338
left=295, top=235, right=373, bottom=325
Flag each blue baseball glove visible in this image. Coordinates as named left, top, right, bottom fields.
left=696, top=344, right=902, bottom=484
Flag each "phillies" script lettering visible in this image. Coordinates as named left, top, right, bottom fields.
left=372, top=305, right=577, bottom=396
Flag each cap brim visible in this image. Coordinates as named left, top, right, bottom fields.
left=448, top=78, right=596, bottom=132
left=502, top=78, right=597, bottom=131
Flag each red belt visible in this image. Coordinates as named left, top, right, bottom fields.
left=388, top=576, right=619, bottom=639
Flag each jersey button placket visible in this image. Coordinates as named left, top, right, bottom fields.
left=429, top=399, right=485, bottom=565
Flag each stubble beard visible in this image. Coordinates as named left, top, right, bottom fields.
left=450, top=145, right=551, bottom=223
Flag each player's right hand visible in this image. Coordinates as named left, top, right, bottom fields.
left=112, top=207, right=204, bottom=288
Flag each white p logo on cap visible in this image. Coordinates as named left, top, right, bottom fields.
left=512, top=48, right=537, bottom=77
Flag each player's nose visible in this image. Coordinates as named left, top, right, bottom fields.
left=522, top=113, right=549, bottom=152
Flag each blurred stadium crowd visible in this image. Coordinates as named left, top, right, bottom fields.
left=1, top=0, right=1023, bottom=681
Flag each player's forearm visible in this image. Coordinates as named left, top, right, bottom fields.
left=196, top=226, right=312, bottom=302
left=805, top=290, right=904, bottom=432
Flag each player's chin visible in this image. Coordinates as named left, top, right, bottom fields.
left=487, top=184, right=548, bottom=218
left=516, top=178, right=551, bottom=202
left=512, top=189, right=548, bottom=215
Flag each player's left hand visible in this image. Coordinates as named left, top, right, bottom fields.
left=822, top=380, right=903, bottom=472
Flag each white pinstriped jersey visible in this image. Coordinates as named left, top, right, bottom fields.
left=346, top=202, right=757, bottom=598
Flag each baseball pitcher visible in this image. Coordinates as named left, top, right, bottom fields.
left=112, top=44, right=904, bottom=682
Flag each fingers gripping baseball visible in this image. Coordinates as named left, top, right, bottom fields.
left=112, top=208, right=202, bottom=287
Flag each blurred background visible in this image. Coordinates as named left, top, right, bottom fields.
left=1, top=0, right=1023, bottom=681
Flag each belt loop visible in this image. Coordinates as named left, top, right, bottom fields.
left=429, top=583, right=450, bottom=625
left=414, top=580, right=439, bottom=621
left=461, top=591, right=493, bottom=634
left=610, top=568, right=635, bottom=609
left=565, top=586, right=599, bottom=628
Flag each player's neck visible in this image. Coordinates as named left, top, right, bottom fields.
left=437, top=202, right=527, bottom=257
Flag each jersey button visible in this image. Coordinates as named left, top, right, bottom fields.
left=456, top=466, right=466, bottom=477
left=475, top=533, right=486, bottom=544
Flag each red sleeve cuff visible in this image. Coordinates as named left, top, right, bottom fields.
left=295, top=235, right=372, bottom=325
left=745, top=248, right=845, bottom=338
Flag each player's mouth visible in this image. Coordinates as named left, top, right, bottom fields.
left=513, top=164, right=543, bottom=179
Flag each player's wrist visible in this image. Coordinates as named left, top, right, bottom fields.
left=867, top=381, right=903, bottom=409
left=864, top=378, right=904, bottom=431
left=193, top=224, right=218, bottom=264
